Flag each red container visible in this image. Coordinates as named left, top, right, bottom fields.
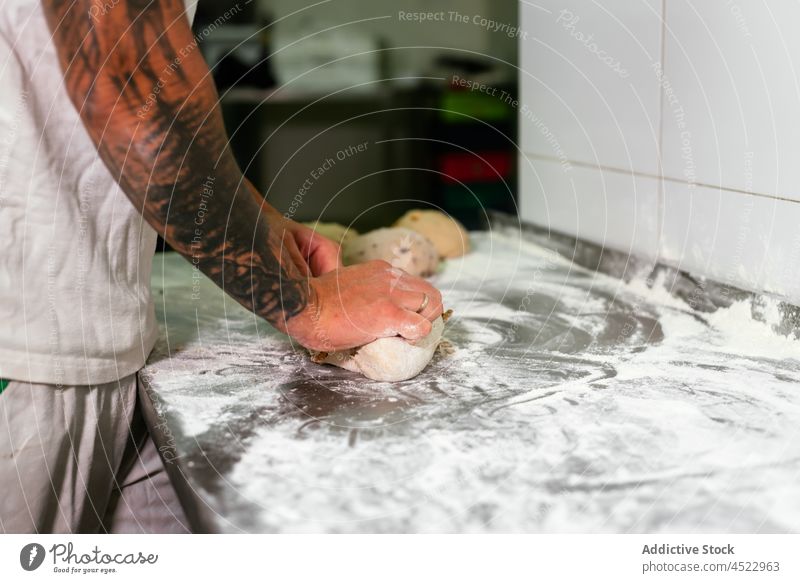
left=439, top=151, right=512, bottom=184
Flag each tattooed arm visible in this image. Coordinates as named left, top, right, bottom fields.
left=41, top=0, right=442, bottom=350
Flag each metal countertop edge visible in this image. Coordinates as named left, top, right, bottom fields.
left=137, top=375, right=218, bottom=534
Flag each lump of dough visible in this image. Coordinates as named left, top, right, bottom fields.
left=394, top=209, right=470, bottom=258
left=313, top=316, right=444, bottom=381
left=303, top=221, right=359, bottom=246
left=342, top=227, right=439, bottom=277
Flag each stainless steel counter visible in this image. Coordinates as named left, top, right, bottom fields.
left=140, top=230, right=800, bottom=533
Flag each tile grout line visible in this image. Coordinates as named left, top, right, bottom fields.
left=521, top=152, right=800, bottom=205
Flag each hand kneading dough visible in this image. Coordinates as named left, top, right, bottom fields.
left=394, top=209, right=470, bottom=258
left=303, top=221, right=359, bottom=246
left=313, top=317, right=444, bottom=381
left=342, top=227, right=439, bottom=277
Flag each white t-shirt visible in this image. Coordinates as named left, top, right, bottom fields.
left=0, top=1, right=198, bottom=385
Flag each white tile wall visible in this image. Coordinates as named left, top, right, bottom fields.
left=519, top=154, right=660, bottom=262
left=661, top=0, right=800, bottom=201
left=661, top=181, right=800, bottom=304
left=518, top=0, right=800, bottom=305
left=519, top=0, right=663, bottom=174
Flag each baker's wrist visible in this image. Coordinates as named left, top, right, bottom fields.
left=281, top=277, right=325, bottom=349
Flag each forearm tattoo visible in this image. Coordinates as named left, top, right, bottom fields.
left=41, top=0, right=307, bottom=325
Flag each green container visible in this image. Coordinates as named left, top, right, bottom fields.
left=440, top=92, right=513, bottom=124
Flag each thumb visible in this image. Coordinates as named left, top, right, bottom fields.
left=294, top=226, right=343, bottom=276
left=308, top=238, right=342, bottom=276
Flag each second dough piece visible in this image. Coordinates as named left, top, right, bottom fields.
left=394, top=209, right=470, bottom=258
left=342, top=227, right=439, bottom=277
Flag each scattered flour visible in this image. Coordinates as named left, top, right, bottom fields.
left=145, top=230, right=800, bottom=533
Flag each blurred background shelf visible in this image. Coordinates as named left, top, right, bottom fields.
left=189, top=0, right=518, bottom=233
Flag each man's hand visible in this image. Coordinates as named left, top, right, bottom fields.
left=286, top=261, right=444, bottom=352
left=266, top=208, right=444, bottom=351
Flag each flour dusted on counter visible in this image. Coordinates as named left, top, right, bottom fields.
left=145, top=230, right=800, bottom=533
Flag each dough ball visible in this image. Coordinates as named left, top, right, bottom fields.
left=303, top=221, right=359, bottom=246
left=342, top=227, right=439, bottom=277
left=394, top=209, right=470, bottom=258
left=313, top=316, right=444, bottom=381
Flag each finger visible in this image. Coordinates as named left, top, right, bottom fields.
left=387, top=307, right=433, bottom=341
left=392, top=290, right=430, bottom=313
left=389, top=279, right=443, bottom=321
left=418, top=285, right=443, bottom=321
